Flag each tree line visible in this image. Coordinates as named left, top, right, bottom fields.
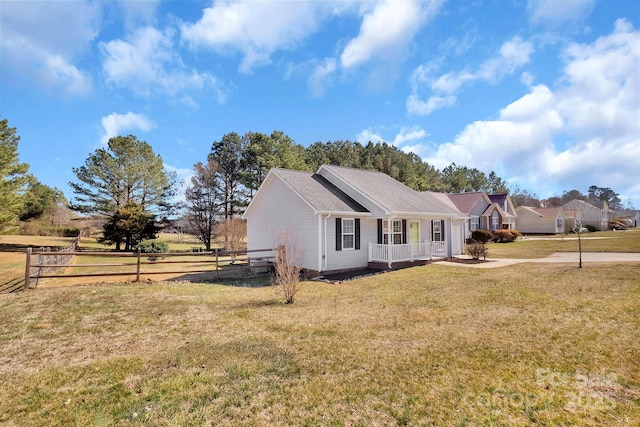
left=0, top=116, right=629, bottom=251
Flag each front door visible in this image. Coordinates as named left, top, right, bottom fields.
left=410, top=221, right=420, bottom=256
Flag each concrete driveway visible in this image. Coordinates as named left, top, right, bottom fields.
left=439, top=252, right=640, bottom=269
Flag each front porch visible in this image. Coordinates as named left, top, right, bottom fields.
left=367, top=241, right=447, bottom=269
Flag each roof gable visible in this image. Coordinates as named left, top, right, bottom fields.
left=243, top=168, right=370, bottom=218
left=318, top=165, right=464, bottom=217
left=448, top=192, right=490, bottom=214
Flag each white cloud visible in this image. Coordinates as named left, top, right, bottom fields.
left=406, top=94, right=457, bottom=116
left=101, top=112, right=154, bottom=145
left=340, top=0, right=442, bottom=69
left=356, top=129, right=385, bottom=145
left=112, top=0, right=161, bottom=29
left=308, top=58, right=337, bottom=98
left=408, top=35, right=534, bottom=115
left=181, top=1, right=331, bottom=73
left=392, top=127, right=428, bottom=147
left=0, top=0, right=101, bottom=95
left=101, top=26, right=219, bottom=102
left=356, top=126, right=428, bottom=148
left=528, top=0, right=595, bottom=28
left=419, top=20, right=639, bottom=200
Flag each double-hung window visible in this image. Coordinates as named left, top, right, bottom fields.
left=383, top=220, right=403, bottom=244
left=342, top=218, right=355, bottom=250
left=470, top=216, right=480, bottom=231
left=491, top=211, right=500, bottom=231
left=432, top=220, right=443, bottom=241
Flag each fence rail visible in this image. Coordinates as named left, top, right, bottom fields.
left=23, top=247, right=276, bottom=290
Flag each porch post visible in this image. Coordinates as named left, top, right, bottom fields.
left=387, top=217, right=392, bottom=268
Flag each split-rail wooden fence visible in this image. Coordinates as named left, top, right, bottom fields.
left=23, top=247, right=275, bottom=290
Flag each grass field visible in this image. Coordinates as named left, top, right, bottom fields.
left=484, top=229, right=640, bottom=259
left=1, top=259, right=639, bottom=425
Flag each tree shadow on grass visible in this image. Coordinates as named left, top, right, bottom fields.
left=168, top=271, right=272, bottom=288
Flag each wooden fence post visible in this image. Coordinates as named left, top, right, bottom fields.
left=24, top=248, right=32, bottom=290
left=136, top=248, right=141, bottom=282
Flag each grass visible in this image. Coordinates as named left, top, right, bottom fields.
left=1, top=262, right=639, bottom=425
left=486, top=229, right=640, bottom=259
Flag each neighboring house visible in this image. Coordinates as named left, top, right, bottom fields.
left=448, top=192, right=518, bottom=238
left=615, top=210, right=640, bottom=227
left=243, top=165, right=467, bottom=275
left=487, top=193, right=517, bottom=230
left=591, top=200, right=615, bottom=225
left=563, top=208, right=583, bottom=231
left=562, top=199, right=610, bottom=231
left=515, top=206, right=566, bottom=234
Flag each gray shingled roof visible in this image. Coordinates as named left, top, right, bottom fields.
left=320, top=165, right=463, bottom=216
left=272, top=168, right=369, bottom=214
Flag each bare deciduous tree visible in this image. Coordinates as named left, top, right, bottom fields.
left=272, top=229, right=304, bottom=304
left=184, top=159, right=222, bottom=251
left=216, top=218, right=246, bottom=260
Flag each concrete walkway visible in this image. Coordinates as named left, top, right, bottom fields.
left=438, top=252, right=640, bottom=269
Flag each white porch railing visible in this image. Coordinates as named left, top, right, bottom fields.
left=431, top=241, right=446, bottom=257
left=368, top=241, right=447, bottom=264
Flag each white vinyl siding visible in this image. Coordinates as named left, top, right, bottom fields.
left=326, top=218, right=375, bottom=271
left=245, top=176, right=319, bottom=271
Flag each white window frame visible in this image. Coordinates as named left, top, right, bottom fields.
left=491, top=211, right=500, bottom=231
left=433, top=220, right=443, bottom=242
left=470, top=216, right=480, bottom=231
left=342, top=218, right=355, bottom=250
left=383, top=219, right=403, bottom=245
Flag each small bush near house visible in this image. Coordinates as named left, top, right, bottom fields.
left=471, top=229, right=493, bottom=243
left=138, top=239, right=169, bottom=254
left=585, top=224, right=597, bottom=232
left=492, top=229, right=520, bottom=243
left=272, top=230, right=304, bottom=304
left=466, top=242, right=488, bottom=260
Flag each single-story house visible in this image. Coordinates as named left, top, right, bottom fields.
left=515, top=206, right=566, bottom=234
left=615, top=210, right=640, bottom=227
left=448, top=191, right=518, bottom=238
left=243, top=165, right=468, bottom=275
left=562, top=199, right=610, bottom=231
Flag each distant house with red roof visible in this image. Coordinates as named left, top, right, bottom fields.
left=448, top=192, right=518, bottom=238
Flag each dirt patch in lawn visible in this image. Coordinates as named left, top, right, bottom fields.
left=314, top=268, right=385, bottom=283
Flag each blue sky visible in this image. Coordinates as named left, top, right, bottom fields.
left=1, top=0, right=639, bottom=208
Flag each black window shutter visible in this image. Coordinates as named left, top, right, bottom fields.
left=442, top=220, right=445, bottom=241
left=377, top=219, right=383, bottom=244
left=431, top=220, right=435, bottom=241
left=402, top=219, right=407, bottom=244
left=355, top=219, right=361, bottom=250
left=335, top=218, right=342, bottom=251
